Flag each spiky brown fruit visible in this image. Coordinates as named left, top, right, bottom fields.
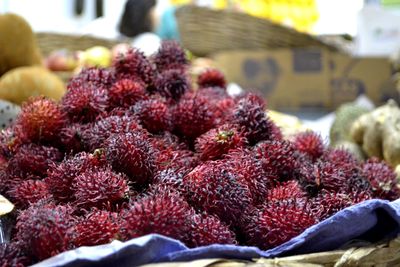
left=195, top=124, right=246, bottom=161
left=108, top=79, right=147, bottom=108
left=46, top=151, right=107, bottom=202
left=183, top=161, right=252, bottom=225
left=8, top=180, right=51, bottom=209
left=72, top=169, right=129, bottom=209
left=15, top=203, right=76, bottom=260
left=133, top=98, right=172, bottom=133
left=105, top=132, right=155, bottom=186
left=15, top=97, right=66, bottom=144
left=120, top=190, right=193, bottom=241
left=173, top=93, right=217, bottom=140
left=293, top=131, right=325, bottom=161
left=0, top=242, right=32, bottom=267
left=113, top=48, right=154, bottom=85
left=61, top=83, right=109, bottom=123
left=186, top=213, right=237, bottom=248
left=82, top=115, right=143, bottom=151
left=362, top=158, right=400, bottom=200
left=68, top=67, right=115, bottom=89
left=153, top=40, right=189, bottom=72
left=242, top=201, right=316, bottom=250
left=197, top=69, right=227, bottom=89
left=7, top=144, right=62, bottom=178
left=229, top=94, right=281, bottom=145
left=69, top=210, right=120, bottom=247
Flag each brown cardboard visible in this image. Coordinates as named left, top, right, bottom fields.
left=212, top=48, right=395, bottom=111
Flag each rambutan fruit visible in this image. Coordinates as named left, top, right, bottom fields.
left=8, top=180, right=51, bottom=209
left=7, top=144, right=62, bottom=178
left=15, top=203, right=76, bottom=260
left=293, top=131, right=325, bottom=161
left=183, top=161, right=252, bottom=225
left=152, top=168, right=189, bottom=193
left=132, top=98, right=172, bottom=133
left=150, top=131, right=188, bottom=151
left=108, top=79, right=147, bottom=108
left=72, top=169, right=129, bottom=209
left=113, top=48, right=154, bottom=85
left=155, top=148, right=198, bottom=172
left=153, top=40, right=189, bottom=72
left=82, top=114, right=143, bottom=151
left=154, top=69, right=191, bottom=102
left=0, top=166, right=9, bottom=194
left=197, top=69, right=227, bottom=89
left=46, top=151, right=107, bottom=202
left=242, top=201, right=316, bottom=250
left=120, top=190, right=193, bottom=241
left=0, top=128, right=21, bottom=159
left=0, top=242, right=32, bottom=267
left=254, top=140, right=298, bottom=179
left=321, top=148, right=360, bottom=170
left=195, top=124, right=246, bottom=161
left=69, top=210, right=120, bottom=247
left=14, top=97, right=66, bottom=144
left=67, top=67, right=115, bottom=89
left=362, top=158, right=400, bottom=200
left=61, top=83, right=109, bottom=123
left=172, top=93, right=217, bottom=141
left=267, top=180, right=307, bottom=204
left=186, top=213, right=237, bottom=248
left=105, top=132, right=155, bottom=186
left=59, top=123, right=87, bottom=153
left=229, top=93, right=281, bottom=145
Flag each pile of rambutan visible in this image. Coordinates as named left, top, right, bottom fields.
left=0, top=41, right=399, bottom=266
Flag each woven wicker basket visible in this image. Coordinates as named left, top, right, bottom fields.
left=176, top=5, right=338, bottom=56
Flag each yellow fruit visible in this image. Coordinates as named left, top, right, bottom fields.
left=82, top=46, right=112, bottom=67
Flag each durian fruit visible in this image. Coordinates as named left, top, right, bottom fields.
left=0, top=66, right=66, bottom=104
left=0, top=13, right=42, bottom=77
left=330, top=103, right=369, bottom=145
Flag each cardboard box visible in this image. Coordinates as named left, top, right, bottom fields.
left=212, top=48, right=397, bottom=111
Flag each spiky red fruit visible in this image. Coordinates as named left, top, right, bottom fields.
left=69, top=210, right=120, bottom=247
left=173, top=93, right=217, bottom=140
left=155, top=148, right=198, bottom=172
left=72, top=169, right=129, bottom=209
left=133, top=98, right=172, bottom=133
left=321, top=148, right=360, bottom=170
left=61, top=83, right=109, bottom=123
left=15, top=203, right=76, bottom=260
left=113, top=48, right=154, bottom=85
left=229, top=94, right=281, bottom=145
left=105, top=132, right=155, bottom=186
left=197, top=69, right=227, bottom=89
left=59, top=123, right=87, bottom=153
left=0, top=128, right=21, bottom=158
left=82, top=115, right=143, bottom=151
left=7, top=144, right=62, bottom=178
left=150, top=131, right=188, bottom=151
left=68, top=67, right=115, bottom=89
left=108, top=79, right=147, bottom=108
left=15, top=97, right=66, bottom=143
left=46, top=151, right=107, bottom=202
left=154, top=69, right=191, bottom=101
left=152, top=168, right=189, bottom=192
left=153, top=40, right=188, bottom=72
left=195, top=124, right=246, bottom=161
left=267, top=180, right=307, bottom=204
left=293, top=131, right=325, bottom=161
left=183, top=161, right=252, bottom=225
left=120, top=190, right=193, bottom=241
left=362, top=158, right=400, bottom=200
left=0, top=242, right=32, bottom=267
left=186, top=213, right=237, bottom=248
left=243, top=201, right=316, bottom=250
left=255, top=140, right=298, bottom=179
left=8, top=180, right=51, bottom=209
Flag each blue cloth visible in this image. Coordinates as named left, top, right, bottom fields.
left=33, top=199, right=400, bottom=267
left=155, top=7, right=180, bottom=41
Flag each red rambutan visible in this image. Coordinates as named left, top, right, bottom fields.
left=155, top=148, right=198, bottom=172
left=132, top=98, right=172, bottom=133
left=59, top=123, right=87, bottom=153
left=197, top=69, right=227, bottom=89
left=150, top=131, right=188, bottom=151
left=0, top=128, right=21, bottom=159
left=0, top=242, right=32, bottom=267
left=8, top=180, right=51, bottom=209
left=293, top=131, right=325, bottom=161
left=108, top=79, right=148, bottom=108
left=69, top=210, right=120, bottom=247
left=153, top=40, right=189, bottom=72
left=152, top=168, right=189, bottom=193
left=186, top=213, right=237, bottom=248
left=267, top=180, right=307, bottom=204
left=14, top=97, right=66, bottom=144
left=61, top=83, right=109, bottom=123
left=120, top=190, right=193, bottom=241
left=67, top=67, right=115, bottom=89
left=321, top=148, right=360, bottom=170
left=195, top=124, right=246, bottom=161
left=154, top=69, right=191, bottom=101
left=72, top=169, right=129, bottom=209
left=105, top=132, right=155, bottom=186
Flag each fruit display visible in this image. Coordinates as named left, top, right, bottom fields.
left=0, top=41, right=399, bottom=266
